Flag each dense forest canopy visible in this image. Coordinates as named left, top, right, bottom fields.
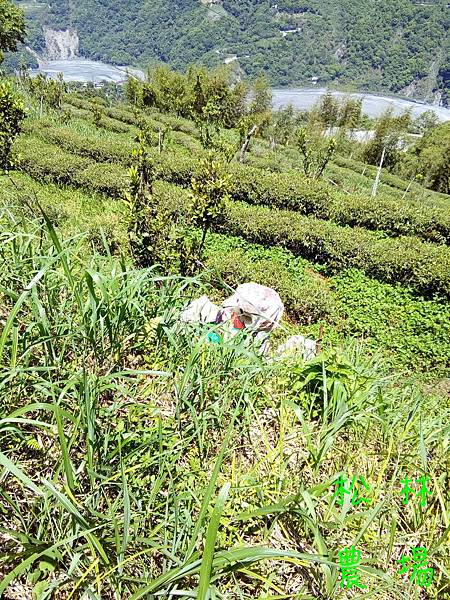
left=9, top=0, right=450, bottom=103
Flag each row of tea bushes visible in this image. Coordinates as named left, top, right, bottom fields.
left=15, top=135, right=127, bottom=197
left=217, top=200, right=450, bottom=298
left=18, top=130, right=200, bottom=187
left=333, top=153, right=450, bottom=205
left=41, top=117, right=450, bottom=243
left=64, top=94, right=200, bottom=138
left=14, top=136, right=450, bottom=297
left=227, top=165, right=450, bottom=244
left=152, top=181, right=450, bottom=298
left=64, top=106, right=133, bottom=134
left=26, top=121, right=450, bottom=244
left=26, top=120, right=136, bottom=164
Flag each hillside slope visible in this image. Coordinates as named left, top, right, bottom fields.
left=14, top=0, right=450, bottom=104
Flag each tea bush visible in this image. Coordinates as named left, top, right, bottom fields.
left=146, top=183, right=450, bottom=298
left=28, top=120, right=135, bottom=163
left=15, top=135, right=92, bottom=184
left=25, top=120, right=450, bottom=243
left=204, top=233, right=336, bottom=323
left=64, top=94, right=200, bottom=138
left=12, top=137, right=450, bottom=297
left=14, top=135, right=127, bottom=195
left=74, top=162, right=127, bottom=198
left=217, top=200, right=450, bottom=298
left=227, top=164, right=450, bottom=244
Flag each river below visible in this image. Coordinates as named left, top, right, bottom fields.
left=273, top=88, right=450, bottom=121
left=31, top=59, right=450, bottom=121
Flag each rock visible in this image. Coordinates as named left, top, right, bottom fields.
left=276, top=335, right=317, bottom=360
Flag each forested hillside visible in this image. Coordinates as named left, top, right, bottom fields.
left=14, top=0, right=450, bottom=103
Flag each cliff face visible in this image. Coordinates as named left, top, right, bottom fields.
left=43, top=28, right=79, bottom=60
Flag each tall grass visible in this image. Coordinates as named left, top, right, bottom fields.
left=0, top=204, right=448, bottom=599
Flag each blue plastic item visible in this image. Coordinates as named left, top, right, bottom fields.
left=207, top=332, right=221, bottom=344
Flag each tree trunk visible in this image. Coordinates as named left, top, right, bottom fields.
left=239, top=124, right=258, bottom=164
left=371, top=147, right=386, bottom=197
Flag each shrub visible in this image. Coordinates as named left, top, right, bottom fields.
left=150, top=183, right=450, bottom=298
left=0, top=80, right=25, bottom=170
left=14, top=135, right=450, bottom=298
left=216, top=200, right=450, bottom=298
left=14, top=135, right=92, bottom=184
left=227, top=164, right=450, bottom=244
left=75, top=163, right=127, bottom=198
left=26, top=113, right=450, bottom=243
left=29, top=121, right=135, bottom=164
left=15, top=135, right=127, bottom=194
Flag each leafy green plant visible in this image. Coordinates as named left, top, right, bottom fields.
left=24, top=73, right=66, bottom=110
left=0, top=0, right=25, bottom=64
left=0, top=168, right=449, bottom=599
left=297, top=127, right=337, bottom=179
left=190, top=153, right=230, bottom=256
left=0, top=80, right=25, bottom=170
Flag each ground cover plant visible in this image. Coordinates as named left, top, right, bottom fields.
left=0, top=206, right=449, bottom=599
left=2, top=172, right=449, bottom=380
left=1, top=77, right=449, bottom=599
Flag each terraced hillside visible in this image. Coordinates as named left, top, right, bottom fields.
left=3, top=91, right=450, bottom=375
left=1, top=85, right=449, bottom=599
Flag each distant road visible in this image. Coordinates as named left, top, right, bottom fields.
left=272, top=88, right=450, bottom=121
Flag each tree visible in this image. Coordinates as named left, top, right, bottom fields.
left=338, top=98, right=362, bottom=131
left=187, top=153, right=230, bottom=272
left=237, top=115, right=259, bottom=164
left=192, top=73, right=207, bottom=118
left=296, top=128, right=336, bottom=179
left=412, top=110, right=439, bottom=135
left=265, top=104, right=298, bottom=149
left=0, top=0, right=25, bottom=64
left=363, top=109, right=411, bottom=169
left=123, top=142, right=180, bottom=270
left=318, top=91, right=339, bottom=128
left=91, top=99, right=103, bottom=128
left=25, top=73, right=66, bottom=111
left=247, top=76, right=272, bottom=137
left=125, top=76, right=143, bottom=107
left=0, top=80, right=25, bottom=170
left=249, top=76, right=272, bottom=116
left=411, top=122, right=450, bottom=194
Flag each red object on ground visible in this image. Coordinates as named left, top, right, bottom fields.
left=231, top=312, right=245, bottom=330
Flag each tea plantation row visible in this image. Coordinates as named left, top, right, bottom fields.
left=20, top=125, right=450, bottom=244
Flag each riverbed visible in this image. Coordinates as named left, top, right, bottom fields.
left=31, top=59, right=450, bottom=121
left=31, top=59, right=146, bottom=84
left=272, top=87, right=450, bottom=121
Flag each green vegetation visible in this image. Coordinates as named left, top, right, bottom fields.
left=1, top=60, right=450, bottom=598
left=1, top=208, right=449, bottom=598
left=0, top=2, right=26, bottom=169
left=401, top=121, right=450, bottom=195
left=13, top=0, right=450, bottom=103
left=0, top=0, right=25, bottom=64
left=0, top=80, right=25, bottom=169
left=18, top=116, right=450, bottom=245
